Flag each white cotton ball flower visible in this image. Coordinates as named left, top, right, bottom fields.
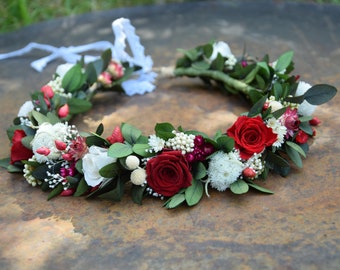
left=82, top=146, right=117, bottom=187
left=295, top=81, right=316, bottom=116
left=125, top=155, right=140, bottom=170
left=130, top=168, right=146, bottom=186
left=207, top=151, right=243, bottom=191
left=209, top=41, right=233, bottom=61
left=267, top=100, right=284, bottom=112
left=17, top=100, right=34, bottom=117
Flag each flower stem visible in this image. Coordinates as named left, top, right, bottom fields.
left=174, top=67, right=258, bottom=96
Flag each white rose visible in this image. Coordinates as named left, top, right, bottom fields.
left=31, top=122, right=68, bottom=163
left=18, top=100, right=34, bottom=117
left=209, top=41, right=233, bottom=61
left=82, top=146, right=117, bottom=187
left=56, top=63, right=74, bottom=79
left=296, top=81, right=316, bottom=116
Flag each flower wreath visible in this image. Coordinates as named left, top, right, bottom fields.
left=0, top=20, right=337, bottom=209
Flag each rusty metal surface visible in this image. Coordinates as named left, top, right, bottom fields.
left=0, top=1, right=339, bottom=269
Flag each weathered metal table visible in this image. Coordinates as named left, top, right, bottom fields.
left=0, top=1, right=339, bottom=269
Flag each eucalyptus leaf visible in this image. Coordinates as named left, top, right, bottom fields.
left=265, top=151, right=290, bottom=176
left=164, top=193, right=186, bottom=209
left=0, top=158, right=10, bottom=169
left=192, top=162, right=207, bottom=180
left=132, top=144, right=153, bottom=157
left=7, top=164, right=23, bottom=173
left=303, top=84, right=337, bottom=105
left=21, top=135, right=34, bottom=150
left=108, top=143, right=133, bottom=158
left=299, top=122, right=313, bottom=135
left=95, top=123, right=104, bottom=136
left=67, top=98, right=92, bottom=114
left=247, top=182, right=274, bottom=194
left=121, top=123, right=142, bottom=144
left=230, top=180, right=249, bottom=194
left=99, top=162, right=119, bottom=178
left=185, top=179, right=203, bottom=206
left=286, top=141, right=306, bottom=158
left=31, top=110, right=51, bottom=125
left=285, top=144, right=303, bottom=168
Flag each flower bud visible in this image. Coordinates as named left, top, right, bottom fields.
left=106, top=126, right=124, bottom=144
left=107, top=60, right=124, bottom=80
left=242, top=167, right=256, bottom=179
left=55, top=140, right=67, bottom=151
left=58, top=104, right=69, bottom=118
left=60, top=188, right=75, bottom=196
left=125, top=155, right=140, bottom=170
left=309, top=117, right=321, bottom=126
left=36, top=147, right=51, bottom=156
left=41, top=85, right=54, bottom=99
left=62, top=153, right=73, bottom=161
left=130, top=168, right=146, bottom=186
left=98, top=71, right=112, bottom=86
left=295, top=130, right=309, bottom=144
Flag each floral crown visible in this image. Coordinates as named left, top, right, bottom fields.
left=0, top=18, right=337, bottom=209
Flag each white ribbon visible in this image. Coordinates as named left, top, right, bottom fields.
left=0, top=18, right=157, bottom=96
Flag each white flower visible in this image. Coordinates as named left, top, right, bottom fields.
left=207, top=150, right=244, bottom=191
left=56, top=63, right=74, bottom=79
left=82, top=146, right=117, bottom=187
left=295, top=81, right=316, bottom=116
left=266, top=97, right=284, bottom=112
left=18, top=100, right=34, bottom=117
left=225, top=54, right=237, bottom=70
left=209, top=41, right=233, bottom=61
left=266, top=117, right=287, bottom=147
left=148, top=134, right=165, bottom=153
left=31, top=122, right=69, bottom=163
left=130, top=168, right=146, bottom=185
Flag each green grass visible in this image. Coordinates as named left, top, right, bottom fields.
left=1, top=0, right=339, bottom=33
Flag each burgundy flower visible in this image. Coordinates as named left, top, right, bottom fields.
left=146, top=151, right=192, bottom=197
left=227, top=115, right=277, bottom=160
left=281, top=108, right=300, bottom=138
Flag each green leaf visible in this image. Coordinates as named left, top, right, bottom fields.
left=248, top=90, right=265, bottom=105
left=101, top=49, right=112, bottom=71
left=230, top=180, right=249, bottom=194
left=7, top=164, right=23, bottom=173
left=108, top=143, right=133, bottom=158
left=98, top=176, right=126, bottom=202
left=247, top=182, right=274, bottom=194
left=275, top=51, right=294, bottom=72
left=192, top=162, right=207, bottom=180
left=95, top=123, right=104, bottom=136
left=75, top=159, right=83, bottom=174
left=46, top=112, right=61, bottom=124
left=163, top=193, right=186, bottom=209
left=216, top=135, right=234, bottom=152
left=192, top=61, right=210, bottom=70
left=185, top=179, right=203, bottom=206
left=67, top=98, right=92, bottom=114
left=121, top=123, right=142, bottom=144
left=286, top=141, right=306, bottom=158
left=257, top=61, right=270, bottom=78
left=285, top=144, right=303, bottom=168
left=87, top=178, right=118, bottom=199
left=248, top=94, right=268, bottom=117
left=273, top=82, right=283, bottom=100
left=85, top=135, right=108, bottom=147
left=155, top=122, right=176, bottom=140
left=47, top=184, right=63, bottom=200
left=84, top=62, right=99, bottom=84
left=265, top=151, right=291, bottom=176
left=62, top=64, right=85, bottom=93
left=271, top=107, right=288, bottom=119
left=299, top=122, right=313, bottom=135
left=99, top=162, right=119, bottom=178
left=303, top=84, right=337, bottom=105
left=21, top=135, right=34, bottom=150
left=131, top=184, right=146, bottom=205
left=179, top=47, right=200, bottom=61
left=0, top=158, right=10, bottom=169
left=210, top=53, right=225, bottom=71
left=132, top=144, right=153, bottom=157
left=73, top=178, right=89, bottom=197
left=31, top=110, right=51, bottom=125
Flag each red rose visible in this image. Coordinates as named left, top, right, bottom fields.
left=295, top=130, right=309, bottom=144
left=227, top=116, right=277, bottom=160
left=10, top=129, right=33, bottom=164
left=146, top=150, right=192, bottom=197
